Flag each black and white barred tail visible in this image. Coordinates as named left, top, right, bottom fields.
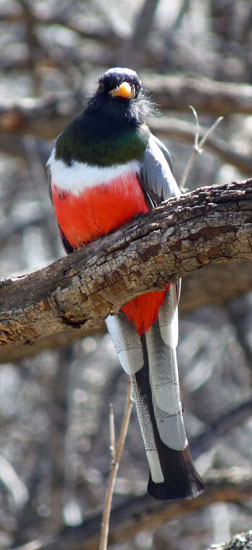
left=106, top=284, right=204, bottom=500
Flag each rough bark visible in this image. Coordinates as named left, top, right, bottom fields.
left=206, top=531, right=252, bottom=550
left=13, top=469, right=252, bottom=550
left=0, top=179, right=252, bottom=363
left=1, top=261, right=252, bottom=363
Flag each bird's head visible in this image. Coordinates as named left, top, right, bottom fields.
left=96, top=67, right=141, bottom=101
left=88, top=67, right=154, bottom=123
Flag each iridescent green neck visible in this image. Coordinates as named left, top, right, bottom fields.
left=56, top=121, right=150, bottom=167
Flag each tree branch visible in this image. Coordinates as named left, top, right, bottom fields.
left=0, top=7, right=125, bottom=47
left=0, top=179, right=252, bottom=362
left=119, top=0, right=159, bottom=67
left=1, top=258, right=252, bottom=363
left=99, top=379, right=133, bottom=550
left=143, top=74, right=252, bottom=115
left=206, top=531, right=252, bottom=550
left=150, top=117, right=252, bottom=176
left=1, top=119, right=251, bottom=178
left=0, top=93, right=83, bottom=140
left=191, top=398, right=252, bottom=456
left=1, top=76, right=252, bottom=140
left=12, top=469, right=252, bottom=550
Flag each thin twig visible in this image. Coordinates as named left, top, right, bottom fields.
left=191, top=105, right=201, bottom=150
left=99, top=378, right=134, bottom=550
left=180, top=106, right=223, bottom=190
left=148, top=116, right=252, bottom=176
left=200, top=115, right=224, bottom=149
left=109, top=404, right=116, bottom=464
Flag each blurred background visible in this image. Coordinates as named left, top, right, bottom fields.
left=0, top=0, right=251, bottom=549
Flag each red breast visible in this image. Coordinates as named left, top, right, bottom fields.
left=51, top=172, right=148, bottom=247
left=52, top=171, right=168, bottom=335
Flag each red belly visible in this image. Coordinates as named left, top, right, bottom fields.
left=52, top=173, right=168, bottom=335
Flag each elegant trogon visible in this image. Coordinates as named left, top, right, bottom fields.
left=47, top=67, right=204, bottom=500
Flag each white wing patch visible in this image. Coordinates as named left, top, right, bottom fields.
left=47, top=147, right=141, bottom=195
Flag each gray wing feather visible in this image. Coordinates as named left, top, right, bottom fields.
left=151, top=135, right=174, bottom=174
left=139, top=133, right=180, bottom=206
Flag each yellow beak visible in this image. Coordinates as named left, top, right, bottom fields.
left=110, top=82, right=133, bottom=98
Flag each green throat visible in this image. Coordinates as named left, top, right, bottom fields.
left=56, top=123, right=150, bottom=167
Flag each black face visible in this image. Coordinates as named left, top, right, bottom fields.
left=96, top=67, right=141, bottom=98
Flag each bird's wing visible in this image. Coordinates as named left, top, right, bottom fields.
left=138, top=133, right=180, bottom=207
left=47, top=158, right=74, bottom=253
left=47, top=163, right=53, bottom=202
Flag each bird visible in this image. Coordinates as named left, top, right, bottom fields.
left=47, top=67, right=204, bottom=501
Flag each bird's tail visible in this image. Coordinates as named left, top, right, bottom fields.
left=106, top=284, right=203, bottom=500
